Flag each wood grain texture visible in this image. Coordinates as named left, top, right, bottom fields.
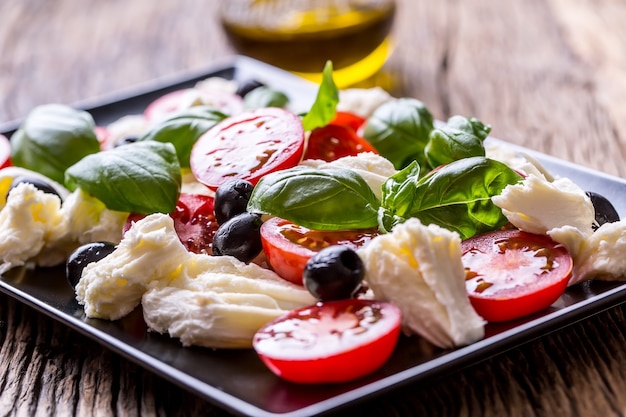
left=2, top=0, right=626, bottom=416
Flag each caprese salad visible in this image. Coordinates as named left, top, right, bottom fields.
left=0, top=61, right=624, bottom=385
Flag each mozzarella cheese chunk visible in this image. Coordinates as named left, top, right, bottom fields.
left=60, top=188, right=127, bottom=245
left=337, top=87, right=394, bottom=118
left=490, top=172, right=626, bottom=285
left=143, top=288, right=291, bottom=349
left=77, top=213, right=315, bottom=347
left=101, top=114, right=149, bottom=150
left=76, top=213, right=193, bottom=320
left=143, top=265, right=315, bottom=348
left=194, top=77, right=239, bottom=95
left=0, top=166, right=69, bottom=209
left=35, top=188, right=128, bottom=267
left=492, top=174, right=595, bottom=258
left=484, top=140, right=551, bottom=179
left=0, top=184, right=65, bottom=274
left=0, top=168, right=127, bottom=271
left=358, top=218, right=485, bottom=348
left=564, top=220, right=626, bottom=285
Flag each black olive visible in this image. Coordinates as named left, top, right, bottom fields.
left=303, top=246, right=365, bottom=301
left=115, top=134, right=140, bottom=147
left=236, top=79, right=266, bottom=98
left=586, top=191, right=620, bottom=230
left=212, top=212, right=263, bottom=262
left=214, top=179, right=255, bottom=225
left=66, top=242, right=116, bottom=289
left=7, top=176, right=62, bottom=201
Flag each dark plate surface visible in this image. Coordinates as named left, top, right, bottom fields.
left=2, top=56, right=626, bottom=417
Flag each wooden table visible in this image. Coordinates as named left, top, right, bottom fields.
left=2, top=1, right=626, bottom=416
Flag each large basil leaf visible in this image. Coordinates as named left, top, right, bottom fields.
left=244, top=86, right=289, bottom=110
left=65, top=141, right=181, bottom=214
left=424, top=125, right=485, bottom=169
left=379, top=157, right=523, bottom=239
left=11, top=104, right=101, bottom=184
left=301, top=61, right=339, bottom=132
left=446, top=115, right=491, bottom=141
left=137, top=106, right=226, bottom=167
left=247, top=166, right=380, bottom=230
left=361, top=98, right=434, bottom=170
left=379, top=160, right=421, bottom=220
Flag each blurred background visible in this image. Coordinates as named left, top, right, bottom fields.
left=1, top=0, right=626, bottom=173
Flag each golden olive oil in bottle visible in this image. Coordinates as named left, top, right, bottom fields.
left=220, top=0, right=396, bottom=87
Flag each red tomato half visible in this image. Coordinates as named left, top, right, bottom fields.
left=462, top=229, right=573, bottom=322
left=143, top=88, right=243, bottom=122
left=253, top=299, right=401, bottom=384
left=332, top=111, right=366, bottom=132
left=0, top=134, right=11, bottom=169
left=260, top=217, right=379, bottom=284
left=190, top=108, right=305, bottom=190
left=94, top=126, right=110, bottom=149
left=304, top=123, right=378, bottom=162
left=124, top=193, right=219, bottom=254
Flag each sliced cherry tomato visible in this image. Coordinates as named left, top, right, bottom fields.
left=304, top=123, right=378, bottom=162
left=94, top=126, right=110, bottom=148
left=190, top=108, right=305, bottom=190
left=0, top=134, right=11, bottom=169
left=332, top=111, right=366, bottom=132
left=260, top=217, right=378, bottom=285
left=143, top=88, right=243, bottom=122
left=124, top=193, right=219, bottom=254
left=253, top=299, right=401, bottom=384
left=462, top=229, right=573, bottom=322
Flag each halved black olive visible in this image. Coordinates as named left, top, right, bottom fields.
left=236, top=79, right=265, bottom=98
left=66, top=242, right=117, bottom=288
left=586, top=191, right=620, bottom=230
left=7, top=176, right=62, bottom=201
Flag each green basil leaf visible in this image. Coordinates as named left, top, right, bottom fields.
left=380, top=161, right=421, bottom=215
left=247, top=166, right=380, bottom=230
left=11, top=104, right=100, bottom=184
left=377, top=161, right=421, bottom=233
left=244, top=86, right=290, bottom=109
left=137, top=106, right=226, bottom=168
left=446, top=115, right=491, bottom=141
left=424, top=126, right=485, bottom=169
left=379, top=156, right=522, bottom=239
left=65, top=141, right=181, bottom=214
left=301, top=61, right=339, bottom=131
left=361, top=98, right=434, bottom=170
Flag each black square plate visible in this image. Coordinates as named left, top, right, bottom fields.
left=2, top=56, right=626, bottom=417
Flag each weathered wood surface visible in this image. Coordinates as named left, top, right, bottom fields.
left=2, top=0, right=626, bottom=416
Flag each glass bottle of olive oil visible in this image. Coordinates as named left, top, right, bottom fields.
left=220, top=0, right=396, bottom=87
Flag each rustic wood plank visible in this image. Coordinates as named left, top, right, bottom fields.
left=0, top=1, right=230, bottom=123
left=549, top=0, right=626, bottom=142
left=2, top=0, right=626, bottom=416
